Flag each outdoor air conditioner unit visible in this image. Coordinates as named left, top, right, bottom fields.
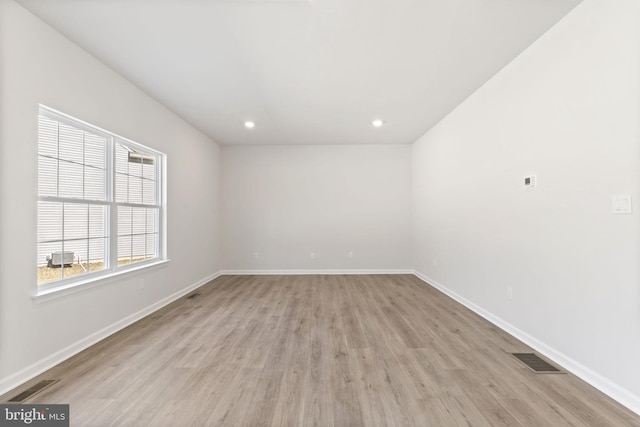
left=46, top=251, right=75, bottom=268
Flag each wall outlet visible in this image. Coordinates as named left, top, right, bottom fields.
left=612, top=194, right=632, bottom=214
left=524, top=175, right=537, bottom=188
left=253, top=252, right=260, bottom=259
left=139, top=279, right=145, bottom=290
left=348, top=251, right=354, bottom=258
left=507, top=286, right=513, bottom=300
left=310, top=252, right=316, bottom=259
left=432, top=258, right=438, bottom=267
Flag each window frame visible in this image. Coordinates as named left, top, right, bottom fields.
left=36, top=105, right=167, bottom=295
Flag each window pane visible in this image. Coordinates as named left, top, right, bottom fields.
left=37, top=240, right=63, bottom=284
left=128, top=176, right=143, bottom=204
left=143, top=161, right=155, bottom=181
left=118, top=235, right=132, bottom=264
left=131, top=234, right=145, bottom=262
left=118, top=206, right=132, bottom=236
left=58, top=160, right=83, bottom=198
left=57, top=239, right=86, bottom=281
left=117, top=205, right=156, bottom=266
left=115, top=143, right=129, bottom=174
left=115, top=172, right=128, bottom=203
left=88, top=238, right=107, bottom=272
left=84, top=166, right=105, bottom=200
left=132, top=208, right=146, bottom=235
left=114, top=141, right=158, bottom=206
left=58, top=123, right=84, bottom=164
left=143, top=179, right=156, bottom=205
left=146, top=209, right=157, bottom=234
left=63, top=239, right=85, bottom=255
left=37, top=201, right=62, bottom=242
left=63, top=203, right=89, bottom=241
left=128, top=156, right=143, bottom=178
left=146, top=233, right=157, bottom=259
left=38, top=156, right=58, bottom=197
left=37, top=200, right=109, bottom=284
left=38, top=116, right=58, bottom=157
left=84, top=134, right=106, bottom=169
left=89, top=205, right=107, bottom=238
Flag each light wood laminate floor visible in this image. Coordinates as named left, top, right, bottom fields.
left=3, top=275, right=639, bottom=426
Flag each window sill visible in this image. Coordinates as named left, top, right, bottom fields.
left=32, top=259, right=171, bottom=304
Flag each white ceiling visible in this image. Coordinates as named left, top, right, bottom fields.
left=16, top=0, right=582, bottom=145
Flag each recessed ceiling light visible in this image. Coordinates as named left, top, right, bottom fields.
left=372, top=119, right=384, bottom=127
left=244, top=121, right=255, bottom=129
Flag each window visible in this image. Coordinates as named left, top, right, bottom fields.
left=37, top=106, right=165, bottom=290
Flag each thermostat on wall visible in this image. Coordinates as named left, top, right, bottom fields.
left=524, top=175, right=537, bottom=188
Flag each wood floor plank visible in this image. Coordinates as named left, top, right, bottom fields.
left=3, top=274, right=639, bottom=426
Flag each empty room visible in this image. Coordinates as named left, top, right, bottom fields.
left=1, top=0, right=640, bottom=425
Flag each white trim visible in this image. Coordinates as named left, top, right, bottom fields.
left=220, top=269, right=414, bottom=276
left=33, top=259, right=171, bottom=303
left=0, top=270, right=222, bottom=397
left=412, top=270, right=640, bottom=417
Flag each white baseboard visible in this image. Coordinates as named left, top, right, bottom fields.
left=412, top=270, right=640, bottom=417
left=0, top=270, right=222, bottom=397
left=220, top=269, right=414, bottom=276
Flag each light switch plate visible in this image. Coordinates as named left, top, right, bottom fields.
left=612, top=194, right=632, bottom=214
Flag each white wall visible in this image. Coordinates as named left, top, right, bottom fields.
left=0, top=0, right=222, bottom=393
left=222, top=144, right=412, bottom=272
left=413, top=0, right=640, bottom=412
